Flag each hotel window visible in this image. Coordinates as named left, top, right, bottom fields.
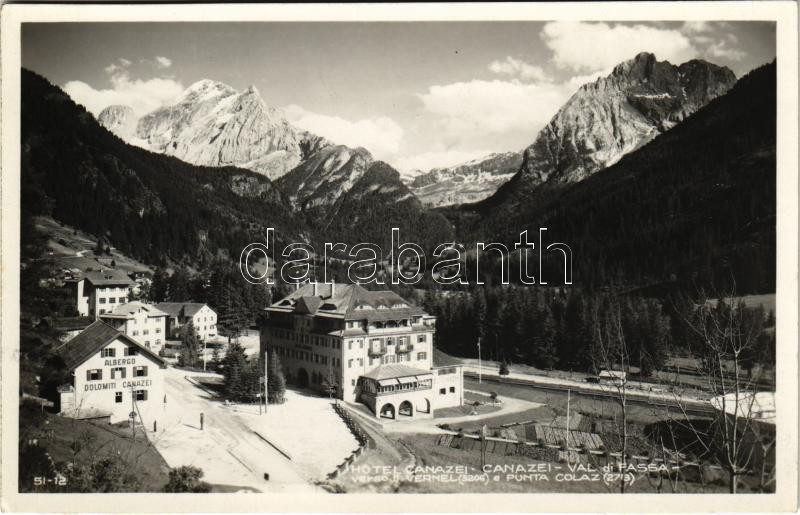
left=450, top=387, right=455, bottom=393
left=156, top=339, right=161, bottom=345
left=417, top=352, right=427, bottom=361
left=135, top=390, right=148, bottom=401
left=119, top=297, right=126, bottom=303
left=132, top=330, right=139, bottom=336
left=86, top=369, right=102, bottom=381
left=101, top=348, right=115, bottom=358
left=417, top=335, right=426, bottom=343
left=351, top=379, right=356, bottom=386
left=99, top=309, right=106, bottom=314
left=359, top=340, right=363, bottom=349
left=111, top=367, right=126, bottom=379
left=348, top=359, right=353, bottom=369
left=439, top=388, right=446, bottom=395
left=133, top=366, right=148, bottom=377
left=145, top=342, right=150, bottom=348
left=115, top=392, right=123, bottom=403
left=143, top=329, right=149, bottom=335
left=358, top=358, right=363, bottom=366
left=99, top=298, right=106, bottom=304
left=155, top=328, right=161, bottom=333
left=348, top=341, right=352, bottom=350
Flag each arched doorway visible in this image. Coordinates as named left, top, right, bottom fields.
left=398, top=400, right=413, bottom=417
left=297, top=368, right=309, bottom=388
left=379, top=403, right=395, bottom=419
left=416, top=398, right=431, bottom=414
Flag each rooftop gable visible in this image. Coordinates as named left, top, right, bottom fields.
left=56, top=320, right=166, bottom=370
left=82, top=269, right=134, bottom=287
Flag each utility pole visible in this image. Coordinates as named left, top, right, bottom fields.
left=566, top=388, right=571, bottom=431
left=477, top=337, right=482, bottom=384
left=203, top=338, right=207, bottom=372
left=264, top=349, right=269, bottom=413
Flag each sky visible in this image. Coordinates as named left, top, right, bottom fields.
left=22, top=21, right=775, bottom=174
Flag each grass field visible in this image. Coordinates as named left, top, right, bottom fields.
left=19, top=407, right=170, bottom=492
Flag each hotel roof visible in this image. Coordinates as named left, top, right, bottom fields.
left=56, top=320, right=166, bottom=370
left=101, top=301, right=168, bottom=319
left=155, top=302, right=212, bottom=318
left=360, top=364, right=433, bottom=380
left=267, top=282, right=427, bottom=321
left=82, top=269, right=135, bottom=286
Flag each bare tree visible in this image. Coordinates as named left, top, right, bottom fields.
left=591, top=298, right=631, bottom=494
left=665, top=291, right=775, bottom=494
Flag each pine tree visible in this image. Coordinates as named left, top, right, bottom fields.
left=222, top=342, right=248, bottom=401
left=151, top=267, right=169, bottom=303
left=266, top=349, right=286, bottom=404
left=179, top=323, right=200, bottom=369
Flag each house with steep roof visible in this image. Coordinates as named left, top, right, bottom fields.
left=100, top=301, right=168, bottom=353
left=261, top=282, right=463, bottom=419
left=75, top=269, right=134, bottom=318
left=155, top=302, right=217, bottom=341
left=56, top=320, right=166, bottom=425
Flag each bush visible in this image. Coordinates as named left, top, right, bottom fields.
left=499, top=361, right=510, bottom=375
left=163, top=466, right=211, bottom=493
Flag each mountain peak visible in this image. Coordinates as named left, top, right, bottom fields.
left=515, top=53, right=737, bottom=187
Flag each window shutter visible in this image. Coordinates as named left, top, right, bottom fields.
left=86, top=370, right=91, bottom=381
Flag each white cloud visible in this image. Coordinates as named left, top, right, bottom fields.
left=417, top=79, right=571, bottom=142
left=541, top=21, right=697, bottom=72
left=283, top=104, right=404, bottom=161
left=63, top=71, right=184, bottom=117
left=155, top=56, right=172, bottom=68
left=103, top=58, right=132, bottom=75
left=394, top=148, right=493, bottom=175
left=706, top=40, right=746, bottom=61
left=681, top=21, right=713, bottom=34
left=488, top=56, right=547, bottom=82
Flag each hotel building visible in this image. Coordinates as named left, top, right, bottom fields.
left=100, top=301, right=168, bottom=354
left=75, top=269, right=134, bottom=318
left=57, top=320, right=166, bottom=426
left=260, top=282, right=463, bottom=419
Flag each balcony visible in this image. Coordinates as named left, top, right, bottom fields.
left=396, top=343, right=414, bottom=353
left=368, top=346, right=387, bottom=357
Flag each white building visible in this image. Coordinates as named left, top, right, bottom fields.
left=100, top=301, right=168, bottom=354
left=57, top=320, right=166, bottom=426
left=155, top=302, right=217, bottom=341
left=261, top=282, right=464, bottom=419
left=75, top=270, right=134, bottom=318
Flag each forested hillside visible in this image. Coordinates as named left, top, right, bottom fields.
left=21, top=69, right=305, bottom=268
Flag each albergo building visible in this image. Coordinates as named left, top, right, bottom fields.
left=260, top=282, right=463, bottom=419
left=57, top=320, right=166, bottom=426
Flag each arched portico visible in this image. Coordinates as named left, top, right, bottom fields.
left=398, top=400, right=414, bottom=417
left=297, top=368, right=309, bottom=388
left=380, top=403, right=396, bottom=419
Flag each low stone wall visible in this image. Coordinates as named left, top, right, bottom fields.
left=327, top=403, right=373, bottom=480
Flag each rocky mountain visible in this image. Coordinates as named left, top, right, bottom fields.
left=97, top=105, right=137, bottom=140
left=275, top=144, right=453, bottom=250
left=97, top=79, right=327, bottom=180
left=517, top=52, right=737, bottom=188
left=22, top=69, right=306, bottom=266
left=407, top=151, right=523, bottom=207
left=276, top=144, right=374, bottom=210
left=454, top=61, right=775, bottom=293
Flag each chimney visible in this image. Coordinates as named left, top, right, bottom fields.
left=313, top=281, right=318, bottom=296
left=330, top=282, right=335, bottom=298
